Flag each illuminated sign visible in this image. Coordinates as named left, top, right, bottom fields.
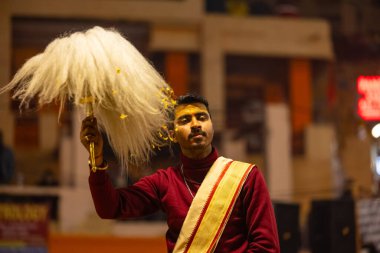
left=357, top=76, right=380, bottom=121
left=0, top=203, right=49, bottom=252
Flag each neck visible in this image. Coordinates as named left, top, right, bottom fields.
left=180, top=147, right=218, bottom=183
left=181, top=145, right=212, bottom=160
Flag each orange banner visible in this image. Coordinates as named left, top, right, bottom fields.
left=289, top=59, right=312, bottom=134
left=165, top=52, right=189, bottom=96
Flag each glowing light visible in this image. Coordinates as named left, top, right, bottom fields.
left=376, top=157, right=380, bottom=175
left=357, top=76, right=380, bottom=121
left=371, top=123, right=380, bottom=138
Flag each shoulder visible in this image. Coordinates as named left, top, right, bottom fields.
left=228, top=159, right=260, bottom=177
left=245, top=164, right=265, bottom=183
left=225, top=160, right=266, bottom=187
left=224, top=159, right=264, bottom=186
left=134, top=166, right=180, bottom=194
left=141, top=166, right=180, bottom=183
left=153, top=166, right=179, bottom=176
left=242, top=164, right=271, bottom=194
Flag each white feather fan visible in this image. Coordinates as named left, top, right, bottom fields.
left=1, top=26, right=175, bottom=167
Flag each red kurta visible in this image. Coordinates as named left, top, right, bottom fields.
left=89, top=149, right=280, bottom=252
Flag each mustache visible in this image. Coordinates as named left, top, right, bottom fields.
left=188, top=129, right=206, bottom=139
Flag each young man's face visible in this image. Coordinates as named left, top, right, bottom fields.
left=173, top=102, right=214, bottom=159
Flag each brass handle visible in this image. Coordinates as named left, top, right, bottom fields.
left=80, top=96, right=96, bottom=168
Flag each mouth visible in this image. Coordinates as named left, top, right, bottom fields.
left=189, top=132, right=206, bottom=140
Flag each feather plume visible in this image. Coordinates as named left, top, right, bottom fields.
left=1, top=26, right=175, bottom=167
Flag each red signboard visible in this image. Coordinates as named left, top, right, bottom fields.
left=357, top=76, right=380, bottom=121
left=0, top=203, right=49, bottom=252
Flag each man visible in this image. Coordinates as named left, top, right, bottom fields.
left=80, top=94, right=280, bottom=252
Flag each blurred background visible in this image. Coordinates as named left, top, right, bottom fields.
left=1, top=0, right=380, bottom=252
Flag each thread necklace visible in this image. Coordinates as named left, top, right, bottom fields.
left=180, top=164, right=195, bottom=198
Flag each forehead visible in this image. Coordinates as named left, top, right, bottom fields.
left=174, top=103, right=208, bottom=119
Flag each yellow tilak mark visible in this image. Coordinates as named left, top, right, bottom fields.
left=116, top=68, right=121, bottom=74
left=120, top=114, right=128, bottom=119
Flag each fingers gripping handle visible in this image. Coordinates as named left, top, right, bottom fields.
left=81, top=96, right=96, bottom=169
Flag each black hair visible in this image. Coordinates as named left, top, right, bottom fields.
left=175, top=93, right=210, bottom=114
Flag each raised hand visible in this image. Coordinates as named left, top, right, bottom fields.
left=80, top=116, right=104, bottom=165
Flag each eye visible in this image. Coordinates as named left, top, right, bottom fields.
left=177, top=117, right=190, bottom=125
left=197, top=114, right=209, bottom=121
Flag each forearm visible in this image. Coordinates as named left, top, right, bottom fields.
left=89, top=171, right=121, bottom=218
left=89, top=167, right=162, bottom=219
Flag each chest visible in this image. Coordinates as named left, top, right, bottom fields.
left=160, top=178, right=246, bottom=237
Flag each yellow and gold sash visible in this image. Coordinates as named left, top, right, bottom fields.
left=173, top=157, right=254, bottom=253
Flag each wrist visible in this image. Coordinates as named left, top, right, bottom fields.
left=88, top=158, right=108, bottom=173
left=95, top=154, right=104, bottom=166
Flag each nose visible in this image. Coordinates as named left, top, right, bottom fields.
left=190, top=117, right=201, bottom=128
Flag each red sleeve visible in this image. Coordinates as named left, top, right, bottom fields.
left=88, top=170, right=163, bottom=219
left=244, top=167, right=280, bottom=253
